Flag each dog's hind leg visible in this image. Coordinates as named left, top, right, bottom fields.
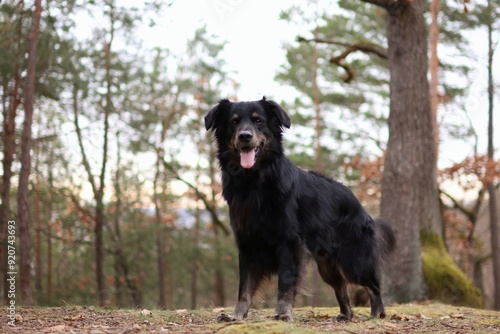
left=343, top=260, right=386, bottom=319
left=361, top=276, right=386, bottom=319
left=317, top=260, right=352, bottom=321
left=218, top=261, right=263, bottom=322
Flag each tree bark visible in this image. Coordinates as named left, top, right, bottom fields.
left=378, top=0, right=441, bottom=302
left=1, top=0, right=24, bottom=305
left=17, top=0, right=42, bottom=306
left=47, top=166, right=54, bottom=305
left=312, top=30, right=322, bottom=306
left=486, top=1, right=500, bottom=309
left=72, top=77, right=109, bottom=306
left=191, top=206, right=201, bottom=310
left=213, top=226, right=225, bottom=307
left=34, top=179, right=43, bottom=298
left=111, top=133, right=142, bottom=307
left=154, top=153, right=167, bottom=309
left=429, top=0, right=440, bottom=159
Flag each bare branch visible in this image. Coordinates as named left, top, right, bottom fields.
left=298, top=36, right=388, bottom=59
left=72, top=82, right=98, bottom=195
left=298, top=36, right=387, bottom=83
left=440, top=188, right=474, bottom=221
left=161, top=158, right=231, bottom=236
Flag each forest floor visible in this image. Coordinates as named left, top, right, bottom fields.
left=1, top=301, right=499, bottom=333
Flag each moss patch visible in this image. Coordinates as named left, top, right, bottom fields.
left=217, top=321, right=318, bottom=334
left=421, top=229, right=483, bottom=308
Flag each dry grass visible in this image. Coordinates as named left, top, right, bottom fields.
left=2, top=301, right=499, bottom=333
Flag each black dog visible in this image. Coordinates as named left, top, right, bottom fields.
left=205, top=97, right=395, bottom=322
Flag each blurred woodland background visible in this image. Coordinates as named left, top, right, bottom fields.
left=0, top=0, right=500, bottom=311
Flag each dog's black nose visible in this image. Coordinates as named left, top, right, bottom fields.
left=238, top=131, right=253, bottom=142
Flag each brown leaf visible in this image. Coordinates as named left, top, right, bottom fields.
left=140, top=309, right=153, bottom=316
left=384, top=322, right=399, bottom=329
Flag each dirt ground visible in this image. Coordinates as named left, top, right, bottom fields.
left=1, top=301, right=499, bottom=333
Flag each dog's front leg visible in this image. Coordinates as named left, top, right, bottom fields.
left=218, top=260, right=262, bottom=322
left=274, top=252, right=303, bottom=322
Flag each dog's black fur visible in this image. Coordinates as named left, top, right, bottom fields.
left=205, top=97, right=396, bottom=322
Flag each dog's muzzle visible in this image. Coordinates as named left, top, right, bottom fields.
left=235, top=130, right=262, bottom=169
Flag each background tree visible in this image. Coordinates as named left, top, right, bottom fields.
left=0, top=0, right=25, bottom=303
left=483, top=0, right=500, bottom=310
left=178, top=26, right=235, bottom=308
left=17, top=0, right=42, bottom=306
left=359, top=0, right=441, bottom=303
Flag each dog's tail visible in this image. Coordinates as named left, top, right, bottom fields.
left=374, top=218, right=396, bottom=267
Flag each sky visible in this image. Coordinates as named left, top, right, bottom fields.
left=137, top=0, right=299, bottom=100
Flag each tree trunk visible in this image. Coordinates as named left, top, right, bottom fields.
left=154, top=154, right=167, bottom=309
left=0, top=0, right=23, bottom=304
left=94, top=1, right=116, bottom=306
left=486, top=2, right=500, bottom=309
left=47, top=167, right=54, bottom=305
left=379, top=0, right=441, bottom=302
left=17, top=0, right=42, bottom=306
left=163, top=165, right=174, bottom=308
left=429, top=0, right=440, bottom=159
left=47, top=220, right=52, bottom=305
left=95, top=198, right=107, bottom=306
left=34, top=181, right=43, bottom=299
left=73, top=78, right=108, bottom=306
left=112, top=137, right=126, bottom=307
left=213, top=226, right=225, bottom=307
left=191, top=206, right=201, bottom=310
left=310, top=32, right=323, bottom=306
left=312, top=29, right=323, bottom=174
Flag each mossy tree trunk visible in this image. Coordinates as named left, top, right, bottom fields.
left=360, top=0, right=443, bottom=302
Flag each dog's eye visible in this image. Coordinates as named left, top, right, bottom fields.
left=231, top=119, right=239, bottom=125
left=253, top=117, right=263, bottom=124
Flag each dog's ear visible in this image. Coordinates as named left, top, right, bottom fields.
left=262, top=98, right=291, bottom=129
left=205, top=99, right=230, bottom=131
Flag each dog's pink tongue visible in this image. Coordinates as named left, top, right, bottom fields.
left=240, top=150, right=255, bottom=169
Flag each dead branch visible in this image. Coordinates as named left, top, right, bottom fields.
left=297, top=36, right=388, bottom=83
left=161, top=158, right=230, bottom=236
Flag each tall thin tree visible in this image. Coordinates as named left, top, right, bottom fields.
left=17, top=0, right=42, bottom=306
left=0, top=0, right=24, bottom=304
left=485, top=0, right=500, bottom=310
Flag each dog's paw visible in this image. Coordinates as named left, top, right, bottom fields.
left=217, top=313, right=237, bottom=322
left=335, top=314, right=352, bottom=322
left=273, top=313, right=293, bottom=322
left=370, top=311, right=386, bottom=319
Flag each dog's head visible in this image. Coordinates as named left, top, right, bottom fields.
left=205, top=97, right=291, bottom=169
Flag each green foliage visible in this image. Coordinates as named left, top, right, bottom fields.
left=421, top=230, right=483, bottom=308
left=277, top=1, right=389, bottom=181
